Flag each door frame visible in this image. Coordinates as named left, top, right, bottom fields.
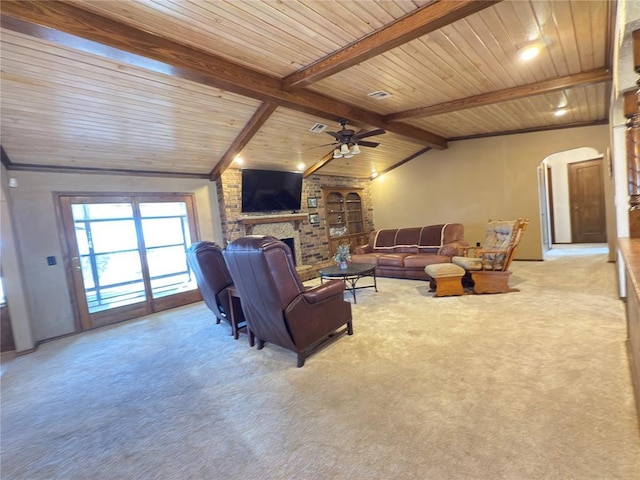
left=55, top=192, right=201, bottom=331
left=568, top=158, right=607, bottom=243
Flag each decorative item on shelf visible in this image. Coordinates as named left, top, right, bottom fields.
left=307, top=197, right=318, bottom=208
left=329, top=226, right=348, bottom=237
left=333, top=243, right=351, bottom=269
left=309, top=213, right=319, bottom=225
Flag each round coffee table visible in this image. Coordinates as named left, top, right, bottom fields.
left=318, top=263, right=377, bottom=303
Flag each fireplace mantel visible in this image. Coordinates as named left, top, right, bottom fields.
left=238, top=213, right=307, bottom=235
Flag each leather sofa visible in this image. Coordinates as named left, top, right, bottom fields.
left=351, top=224, right=468, bottom=280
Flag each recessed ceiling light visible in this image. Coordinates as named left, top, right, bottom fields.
left=234, top=156, right=243, bottom=164
left=517, top=42, right=543, bottom=62
left=554, top=107, right=568, bottom=117
left=297, top=162, right=305, bottom=170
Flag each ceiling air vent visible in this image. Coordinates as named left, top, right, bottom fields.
left=367, top=90, right=392, bottom=100
left=309, top=122, right=328, bottom=133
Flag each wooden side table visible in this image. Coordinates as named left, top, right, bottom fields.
left=227, top=285, right=254, bottom=346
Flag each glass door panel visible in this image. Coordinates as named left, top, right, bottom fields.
left=71, top=204, right=145, bottom=314
left=139, top=201, right=197, bottom=299
left=58, top=194, right=202, bottom=331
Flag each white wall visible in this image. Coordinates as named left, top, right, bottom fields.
left=5, top=170, right=222, bottom=342
left=544, top=147, right=604, bottom=243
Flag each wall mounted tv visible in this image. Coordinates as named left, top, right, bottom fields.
left=241, top=168, right=303, bottom=213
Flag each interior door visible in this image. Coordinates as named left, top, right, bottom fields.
left=568, top=158, right=607, bottom=243
left=57, top=194, right=201, bottom=330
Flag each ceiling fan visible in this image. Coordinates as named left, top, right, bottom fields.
left=321, top=119, right=386, bottom=159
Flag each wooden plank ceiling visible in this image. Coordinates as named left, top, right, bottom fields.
left=0, top=0, right=613, bottom=179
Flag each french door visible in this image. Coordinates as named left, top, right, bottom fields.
left=57, top=193, right=202, bottom=330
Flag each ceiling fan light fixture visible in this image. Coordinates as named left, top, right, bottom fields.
left=320, top=120, right=385, bottom=158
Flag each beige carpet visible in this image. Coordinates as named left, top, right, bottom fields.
left=1, top=251, right=639, bottom=479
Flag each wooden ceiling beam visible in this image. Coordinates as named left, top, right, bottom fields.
left=303, top=151, right=335, bottom=178
left=375, top=147, right=432, bottom=178
left=209, top=102, right=278, bottom=180
left=447, top=118, right=609, bottom=142
left=0, top=1, right=448, bottom=149
left=283, top=0, right=501, bottom=91
left=385, top=68, right=612, bottom=122
left=1, top=146, right=11, bottom=167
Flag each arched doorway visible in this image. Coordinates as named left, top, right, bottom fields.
left=538, top=147, right=608, bottom=254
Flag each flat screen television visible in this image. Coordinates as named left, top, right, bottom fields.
left=241, top=168, right=303, bottom=213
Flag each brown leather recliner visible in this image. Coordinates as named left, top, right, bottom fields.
left=186, top=241, right=245, bottom=338
left=223, top=235, right=353, bottom=367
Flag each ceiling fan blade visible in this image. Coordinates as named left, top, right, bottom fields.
left=306, top=142, right=338, bottom=150
left=357, top=140, right=379, bottom=148
left=326, top=131, right=343, bottom=141
left=354, top=128, right=386, bottom=140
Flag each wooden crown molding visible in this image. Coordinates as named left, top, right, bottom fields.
left=3, top=162, right=209, bottom=179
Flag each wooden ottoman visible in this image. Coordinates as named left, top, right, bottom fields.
left=424, top=263, right=465, bottom=297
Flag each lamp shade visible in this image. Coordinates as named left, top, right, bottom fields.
left=340, top=143, right=350, bottom=154
left=351, top=144, right=361, bottom=155
left=333, top=148, right=342, bottom=158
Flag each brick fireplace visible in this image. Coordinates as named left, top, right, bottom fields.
left=217, top=168, right=375, bottom=267
left=237, top=213, right=307, bottom=266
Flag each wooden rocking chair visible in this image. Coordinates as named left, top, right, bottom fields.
left=451, top=218, right=529, bottom=294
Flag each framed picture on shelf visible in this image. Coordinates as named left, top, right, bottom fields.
left=307, top=197, right=318, bottom=208
left=309, top=213, right=320, bottom=224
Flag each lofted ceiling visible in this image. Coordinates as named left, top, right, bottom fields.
left=0, top=0, right=614, bottom=180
